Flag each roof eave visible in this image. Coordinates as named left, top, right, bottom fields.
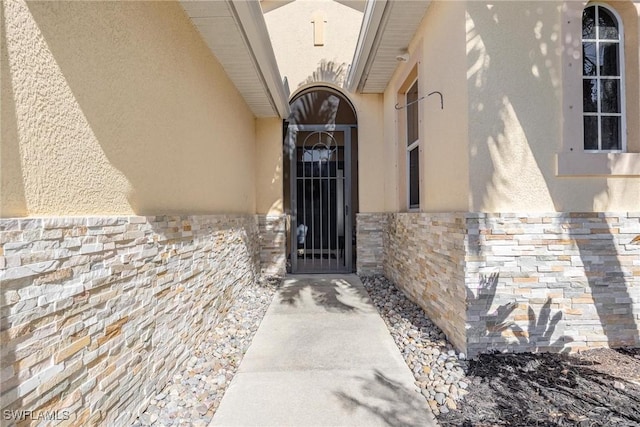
left=229, top=0, right=290, bottom=118
left=345, top=0, right=390, bottom=93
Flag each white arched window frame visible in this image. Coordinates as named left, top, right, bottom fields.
left=582, top=3, right=627, bottom=152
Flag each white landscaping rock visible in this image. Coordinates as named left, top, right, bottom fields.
left=360, top=275, right=470, bottom=415
left=135, top=277, right=280, bottom=426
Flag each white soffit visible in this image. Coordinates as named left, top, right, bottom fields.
left=347, top=0, right=431, bottom=93
left=259, top=0, right=295, bottom=13
left=335, top=0, right=367, bottom=12
left=180, top=0, right=289, bottom=118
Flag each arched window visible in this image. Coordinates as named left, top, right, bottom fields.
left=582, top=4, right=625, bottom=151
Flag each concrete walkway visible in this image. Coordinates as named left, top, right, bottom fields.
left=210, top=275, right=438, bottom=427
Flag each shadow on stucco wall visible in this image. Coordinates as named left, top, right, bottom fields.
left=19, top=0, right=256, bottom=216
left=465, top=2, right=638, bottom=349
left=1, top=2, right=269, bottom=423
left=300, top=59, right=347, bottom=88
left=0, top=2, right=27, bottom=217
left=466, top=2, right=561, bottom=212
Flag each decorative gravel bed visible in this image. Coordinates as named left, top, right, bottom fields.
left=133, top=277, right=280, bottom=427
left=359, top=275, right=470, bottom=416
left=131, top=272, right=640, bottom=426
left=361, top=275, right=640, bottom=427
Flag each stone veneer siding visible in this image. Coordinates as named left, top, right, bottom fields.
left=257, top=215, right=286, bottom=278
left=356, top=212, right=640, bottom=358
left=356, top=213, right=385, bottom=275
left=466, top=212, right=640, bottom=357
left=0, top=215, right=261, bottom=426
left=383, top=213, right=468, bottom=353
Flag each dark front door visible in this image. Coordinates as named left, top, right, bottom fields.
left=288, top=125, right=353, bottom=273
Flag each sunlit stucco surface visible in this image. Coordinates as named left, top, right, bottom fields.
left=381, top=0, right=639, bottom=214
left=417, top=0, right=470, bottom=212
left=264, top=0, right=362, bottom=90
left=354, top=93, right=386, bottom=213
left=466, top=1, right=561, bottom=212
left=466, top=1, right=640, bottom=213
left=1, top=0, right=256, bottom=217
left=384, top=1, right=470, bottom=212
left=255, top=117, right=283, bottom=215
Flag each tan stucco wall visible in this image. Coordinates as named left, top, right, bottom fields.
left=466, top=0, right=640, bottom=213
left=382, top=88, right=400, bottom=213
left=418, top=1, right=470, bottom=212
left=1, top=0, right=256, bottom=217
left=383, top=0, right=470, bottom=213
left=255, top=118, right=284, bottom=215
left=382, top=0, right=640, bottom=214
left=466, top=1, right=561, bottom=212
left=264, top=0, right=363, bottom=90
left=353, top=93, right=386, bottom=213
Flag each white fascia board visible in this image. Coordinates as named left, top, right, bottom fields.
left=345, top=0, right=389, bottom=93
left=229, top=0, right=290, bottom=118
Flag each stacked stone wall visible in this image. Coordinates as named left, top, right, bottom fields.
left=0, top=215, right=260, bottom=426
left=257, top=215, right=286, bottom=278
left=356, top=211, right=639, bottom=359
left=465, top=213, right=640, bottom=357
left=382, top=213, right=468, bottom=353
left=356, top=213, right=387, bottom=275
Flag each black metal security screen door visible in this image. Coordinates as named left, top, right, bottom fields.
left=289, top=125, right=352, bottom=273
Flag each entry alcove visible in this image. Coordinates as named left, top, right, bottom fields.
left=283, top=86, right=359, bottom=273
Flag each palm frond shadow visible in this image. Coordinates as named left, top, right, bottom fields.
left=279, top=279, right=370, bottom=313
left=289, top=89, right=340, bottom=127
left=333, top=370, right=433, bottom=427
left=300, top=59, right=347, bottom=88
left=468, top=272, right=573, bottom=352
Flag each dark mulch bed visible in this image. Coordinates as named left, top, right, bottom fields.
left=438, top=348, right=640, bottom=427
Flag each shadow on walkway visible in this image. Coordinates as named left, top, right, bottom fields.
left=335, top=369, right=432, bottom=427
left=279, top=277, right=371, bottom=313
left=210, top=275, right=437, bottom=427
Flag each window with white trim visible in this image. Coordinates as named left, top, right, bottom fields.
left=406, top=79, right=420, bottom=209
left=582, top=4, right=626, bottom=151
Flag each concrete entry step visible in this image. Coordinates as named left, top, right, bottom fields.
left=210, top=275, right=438, bottom=427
